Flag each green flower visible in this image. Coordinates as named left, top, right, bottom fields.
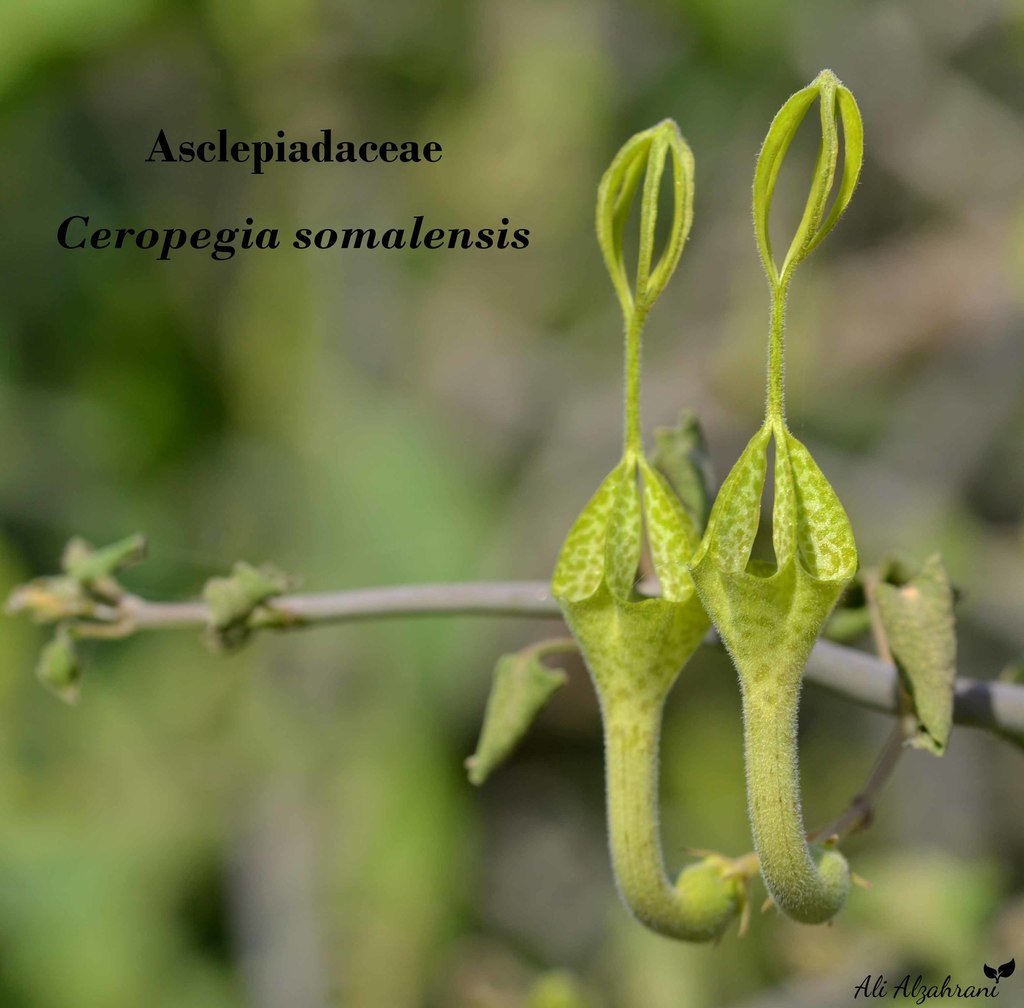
left=552, top=120, right=738, bottom=943
left=691, top=69, right=863, bottom=925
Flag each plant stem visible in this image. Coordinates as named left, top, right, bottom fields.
left=766, top=283, right=788, bottom=427
left=125, top=581, right=558, bottom=628
left=18, top=580, right=1024, bottom=741
left=624, top=307, right=648, bottom=456
left=807, top=723, right=907, bottom=843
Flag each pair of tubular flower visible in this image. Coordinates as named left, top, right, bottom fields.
left=552, top=70, right=863, bottom=939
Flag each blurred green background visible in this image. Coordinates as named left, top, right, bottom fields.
left=1, top=1, right=1023, bottom=1005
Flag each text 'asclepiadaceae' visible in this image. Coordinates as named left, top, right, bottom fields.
left=689, top=70, right=863, bottom=925
left=552, top=121, right=743, bottom=943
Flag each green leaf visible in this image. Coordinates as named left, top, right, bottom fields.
left=61, top=533, right=147, bottom=585
left=652, top=409, right=715, bottom=531
left=465, top=645, right=569, bottom=786
left=874, top=554, right=957, bottom=755
left=203, top=561, right=292, bottom=651
left=57, top=533, right=148, bottom=604
left=36, top=626, right=82, bottom=704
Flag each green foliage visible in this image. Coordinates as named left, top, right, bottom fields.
left=8, top=534, right=150, bottom=703
left=874, top=555, right=957, bottom=755
left=202, top=562, right=293, bottom=651
left=61, top=534, right=147, bottom=594
left=465, top=641, right=570, bottom=786
left=35, top=625, right=81, bottom=704
left=652, top=410, right=715, bottom=533
left=7, top=533, right=148, bottom=628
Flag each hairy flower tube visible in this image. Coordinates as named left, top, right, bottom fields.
left=552, top=120, right=742, bottom=942
left=690, top=69, right=864, bottom=925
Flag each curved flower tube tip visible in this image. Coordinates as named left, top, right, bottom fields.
left=684, top=849, right=760, bottom=938
left=753, top=851, right=845, bottom=925
left=602, top=686, right=742, bottom=943
left=767, top=845, right=849, bottom=924
left=671, top=863, right=742, bottom=944
left=672, top=853, right=751, bottom=943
